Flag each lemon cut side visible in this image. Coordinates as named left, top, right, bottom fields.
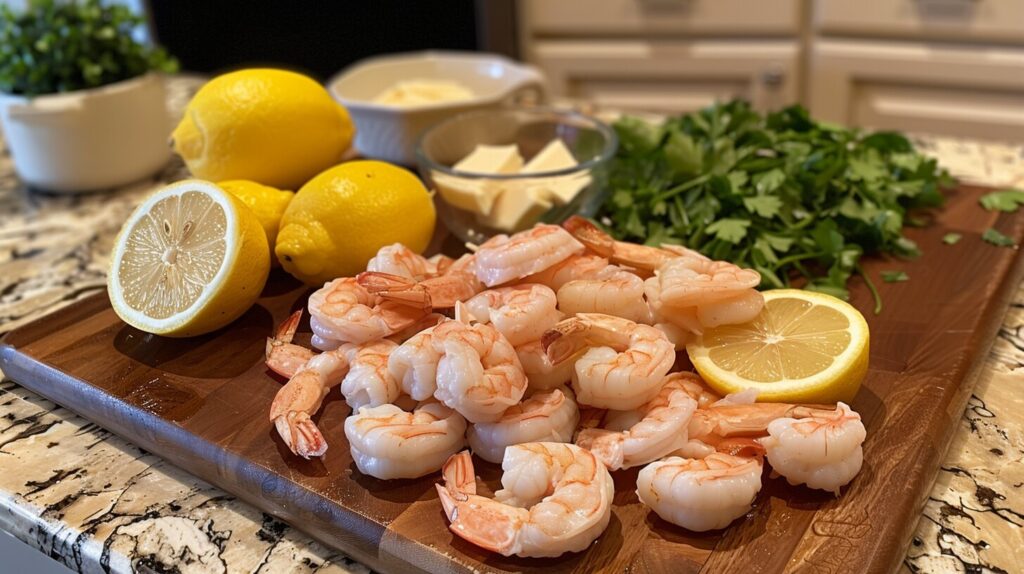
left=687, top=289, right=870, bottom=403
left=108, top=179, right=270, bottom=337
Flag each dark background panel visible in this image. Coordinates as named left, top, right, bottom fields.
left=148, top=1, right=482, bottom=81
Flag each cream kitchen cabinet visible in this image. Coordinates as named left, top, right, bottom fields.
left=530, top=40, right=799, bottom=114
left=519, top=0, right=801, bottom=115
left=516, top=0, right=1024, bottom=141
left=816, top=0, right=1024, bottom=45
left=809, top=39, right=1024, bottom=141
left=523, top=0, right=800, bottom=36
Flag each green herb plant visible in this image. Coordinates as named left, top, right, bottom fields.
left=601, top=100, right=954, bottom=313
left=0, top=0, right=178, bottom=97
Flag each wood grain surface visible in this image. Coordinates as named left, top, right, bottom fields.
left=2, top=184, right=1023, bottom=574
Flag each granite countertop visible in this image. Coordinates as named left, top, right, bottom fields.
left=1, top=78, right=1023, bottom=574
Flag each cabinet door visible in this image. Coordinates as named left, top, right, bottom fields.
left=816, top=0, right=1024, bottom=45
left=522, top=0, right=799, bottom=36
left=530, top=40, right=799, bottom=114
left=810, top=39, right=1024, bottom=141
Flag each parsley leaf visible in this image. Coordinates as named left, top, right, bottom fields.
left=942, top=233, right=962, bottom=245
left=743, top=195, right=782, bottom=218
left=753, top=169, right=785, bottom=194
left=979, top=189, right=1024, bottom=213
left=982, top=228, right=1016, bottom=247
left=705, top=218, right=751, bottom=244
left=881, top=270, right=909, bottom=283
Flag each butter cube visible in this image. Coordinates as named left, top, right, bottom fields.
left=521, top=139, right=577, bottom=174
left=433, top=173, right=503, bottom=215
left=531, top=172, right=592, bottom=206
left=454, top=144, right=523, bottom=174
left=477, top=184, right=553, bottom=232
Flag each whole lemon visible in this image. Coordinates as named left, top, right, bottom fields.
left=172, top=69, right=354, bottom=190
left=217, top=180, right=294, bottom=266
left=276, top=161, right=436, bottom=285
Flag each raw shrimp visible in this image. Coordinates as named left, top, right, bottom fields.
left=687, top=402, right=842, bottom=446
left=515, top=245, right=654, bottom=323
left=474, top=224, right=584, bottom=287
left=433, top=320, right=528, bottom=423
left=345, top=401, right=466, bottom=480
left=515, top=339, right=575, bottom=391
left=563, top=216, right=763, bottom=330
left=648, top=257, right=764, bottom=326
left=464, top=284, right=559, bottom=346
left=467, top=387, right=580, bottom=463
left=517, top=254, right=610, bottom=291
left=636, top=453, right=763, bottom=532
left=674, top=371, right=723, bottom=409
left=265, top=310, right=314, bottom=378
left=268, top=335, right=405, bottom=457
left=759, top=401, right=866, bottom=495
left=337, top=340, right=401, bottom=411
left=576, top=373, right=698, bottom=470
left=356, top=268, right=480, bottom=310
left=436, top=443, right=614, bottom=557
left=542, top=313, right=675, bottom=410
left=563, top=215, right=680, bottom=269
left=557, top=264, right=653, bottom=324
left=307, top=278, right=428, bottom=344
left=268, top=348, right=349, bottom=459
left=388, top=323, right=444, bottom=401
left=366, top=243, right=451, bottom=280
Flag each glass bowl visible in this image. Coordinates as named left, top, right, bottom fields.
left=415, top=107, right=618, bottom=244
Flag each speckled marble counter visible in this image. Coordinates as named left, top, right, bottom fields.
left=1, top=80, right=1022, bottom=573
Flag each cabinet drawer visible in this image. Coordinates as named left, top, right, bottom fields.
left=522, top=0, right=800, bottom=36
left=816, top=0, right=1024, bottom=44
left=531, top=40, right=799, bottom=113
left=810, top=40, right=1024, bottom=141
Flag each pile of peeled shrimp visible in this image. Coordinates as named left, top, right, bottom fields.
left=264, top=216, right=868, bottom=558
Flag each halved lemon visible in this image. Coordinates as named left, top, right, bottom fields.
left=686, top=289, right=869, bottom=403
left=108, top=179, right=270, bottom=337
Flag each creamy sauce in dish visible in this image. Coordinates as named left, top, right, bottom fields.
left=373, top=80, right=475, bottom=106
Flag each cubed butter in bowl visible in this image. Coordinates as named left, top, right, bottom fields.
left=416, top=108, right=617, bottom=244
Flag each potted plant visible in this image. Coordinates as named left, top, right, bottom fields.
left=0, top=0, right=178, bottom=192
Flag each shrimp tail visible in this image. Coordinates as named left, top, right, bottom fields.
left=541, top=317, right=587, bottom=365
left=435, top=485, right=524, bottom=556
left=356, top=271, right=433, bottom=309
left=441, top=450, right=478, bottom=496
left=562, top=216, right=616, bottom=258
left=436, top=450, right=525, bottom=555
left=274, top=412, right=327, bottom=459
left=271, top=310, right=303, bottom=345
left=266, top=310, right=314, bottom=378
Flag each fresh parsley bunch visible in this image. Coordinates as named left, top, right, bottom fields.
left=600, top=100, right=954, bottom=311
left=0, top=0, right=178, bottom=97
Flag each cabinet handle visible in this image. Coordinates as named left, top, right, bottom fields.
left=762, top=69, right=784, bottom=88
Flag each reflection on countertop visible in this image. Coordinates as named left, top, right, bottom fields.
left=1, top=79, right=1022, bottom=573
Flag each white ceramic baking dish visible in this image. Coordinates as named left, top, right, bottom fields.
left=328, top=51, right=546, bottom=165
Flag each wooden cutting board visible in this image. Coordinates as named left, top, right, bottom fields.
left=3, top=184, right=1023, bottom=574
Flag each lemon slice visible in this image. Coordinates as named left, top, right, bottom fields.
left=108, top=179, right=270, bottom=337
left=686, top=289, right=869, bottom=403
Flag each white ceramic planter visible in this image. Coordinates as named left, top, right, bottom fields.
left=329, top=51, right=547, bottom=165
left=0, top=73, right=172, bottom=193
